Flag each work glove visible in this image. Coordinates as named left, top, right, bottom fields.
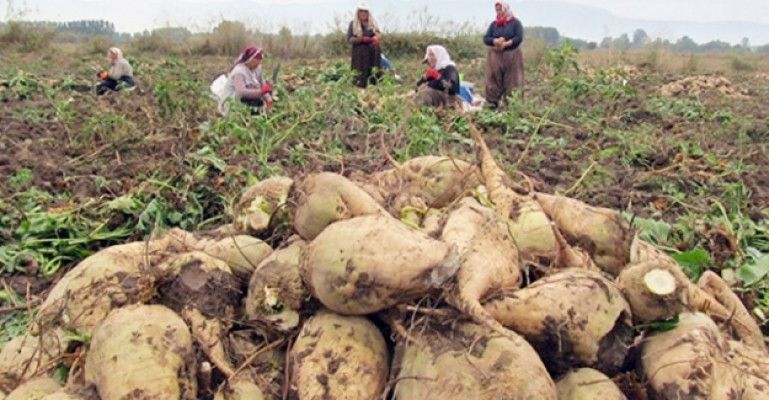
left=97, top=70, right=109, bottom=80
left=260, top=82, right=273, bottom=95
left=371, top=36, right=380, bottom=47
left=424, top=69, right=441, bottom=81
left=360, top=36, right=372, bottom=44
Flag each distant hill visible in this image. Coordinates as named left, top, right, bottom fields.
left=10, top=0, right=769, bottom=45
left=508, top=1, right=769, bottom=45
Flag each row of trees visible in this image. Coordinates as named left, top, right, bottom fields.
left=46, top=20, right=115, bottom=36
left=515, top=27, right=769, bottom=54
left=0, top=20, right=131, bottom=43
left=526, top=27, right=603, bottom=50
left=599, top=29, right=763, bottom=53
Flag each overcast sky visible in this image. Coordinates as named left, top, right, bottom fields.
left=3, top=0, right=769, bottom=42
left=554, top=0, right=769, bottom=24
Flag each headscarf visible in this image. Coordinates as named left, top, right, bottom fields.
left=108, top=47, right=123, bottom=64
left=230, top=45, right=264, bottom=72
left=494, top=1, right=516, bottom=26
left=425, top=45, right=455, bottom=71
left=352, top=1, right=381, bottom=37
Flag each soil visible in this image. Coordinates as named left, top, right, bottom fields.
left=2, top=55, right=768, bottom=334
left=2, top=63, right=767, bottom=216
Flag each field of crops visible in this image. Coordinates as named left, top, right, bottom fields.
left=1, top=40, right=769, bottom=399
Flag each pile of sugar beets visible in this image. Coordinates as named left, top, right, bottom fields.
left=1, top=125, right=767, bottom=400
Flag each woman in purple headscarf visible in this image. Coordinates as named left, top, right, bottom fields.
left=225, top=45, right=274, bottom=111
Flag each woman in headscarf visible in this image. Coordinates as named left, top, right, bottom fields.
left=483, top=1, right=524, bottom=108
left=223, top=45, right=273, bottom=112
left=347, top=1, right=382, bottom=88
left=96, top=47, right=136, bottom=95
left=415, top=45, right=460, bottom=108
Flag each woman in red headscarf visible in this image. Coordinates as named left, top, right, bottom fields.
left=483, top=1, right=524, bottom=108
left=224, top=45, right=274, bottom=111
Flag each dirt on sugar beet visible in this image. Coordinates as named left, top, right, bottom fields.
left=158, top=261, right=241, bottom=319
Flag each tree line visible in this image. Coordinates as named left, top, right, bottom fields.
left=0, top=20, right=131, bottom=43
left=513, top=27, right=767, bottom=54
left=598, top=29, right=761, bottom=53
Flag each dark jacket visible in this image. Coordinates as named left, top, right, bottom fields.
left=347, top=21, right=377, bottom=46
left=416, top=65, right=460, bottom=96
left=483, top=19, right=524, bottom=51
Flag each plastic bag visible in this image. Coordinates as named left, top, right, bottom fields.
left=210, top=74, right=233, bottom=114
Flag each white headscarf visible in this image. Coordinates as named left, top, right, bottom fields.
left=352, top=1, right=381, bottom=37
left=495, top=1, right=515, bottom=20
left=425, top=45, right=455, bottom=71
left=108, top=47, right=123, bottom=65
left=108, top=47, right=123, bottom=62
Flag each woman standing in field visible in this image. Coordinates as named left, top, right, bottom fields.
left=415, top=45, right=460, bottom=108
left=223, top=45, right=274, bottom=112
left=483, top=1, right=524, bottom=108
left=347, top=2, right=382, bottom=88
left=96, top=47, right=136, bottom=95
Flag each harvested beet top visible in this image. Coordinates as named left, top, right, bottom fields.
left=1, top=126, right=766, bottom=400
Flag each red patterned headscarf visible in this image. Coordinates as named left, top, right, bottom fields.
left=494, top=1, right=516, bottom=27
left=230, top=45, right=264, bottom=72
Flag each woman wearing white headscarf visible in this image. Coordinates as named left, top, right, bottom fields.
left=347, top=1, right=382, bottom=88
left=415, top=45, right=461, bottom=108
left=96, top=47, right=136, bottom=95
left=483, top=1, right=524, bottom=108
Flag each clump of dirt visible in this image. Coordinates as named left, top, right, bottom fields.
left=660, top=75, right=749, bottom=98
left=613, top=371, right=648, bottom=400
left=705, top=226, right=739, bottom=267
left=158, top=261, right=241, bottom=319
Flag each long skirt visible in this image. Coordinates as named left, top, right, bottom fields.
left=241, top=97, right=266, bottom=115
left=351, top=44, right=382, bottom=88
left=416, top=86, right=459, bottom=108
left=484, top=47, right=524, bottom=105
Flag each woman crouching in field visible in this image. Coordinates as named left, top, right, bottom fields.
left=96, top=47, right=136, bottom=95
left=347, top=2, right=382, bottom=88
left=225, top=45, right=274, bottom=112
left=415, top=45, right=460, bottom=108
left=483, top=1, right=524, bottom=108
